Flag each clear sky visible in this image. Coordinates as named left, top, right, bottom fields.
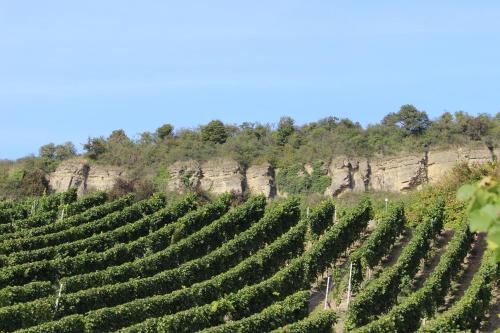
left=1, top=1, right=499, bottom=159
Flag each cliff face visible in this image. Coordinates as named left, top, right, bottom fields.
left=48, top=146, right=496, bottom=198
left=49, top=159, right=125, bottom=196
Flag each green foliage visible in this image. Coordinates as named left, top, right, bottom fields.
left=202, top=120, right=229, bottom=144
left=60, top=195, right=266, bottom=294
left=339, top=202, right=406, bottom=296
left=0, top=194, right=133, bottom=243
left=8, top=168, right=25, bottom=182
left=382, top=104, right=430, bottom=136
left=275, top=116, right=296, bottom=146
left=352, top=216, right=474, bottom=333
left=199, top=291, right=310, bottom=333
left=276, top=162, right=331, bottom=195
left=270, top=310, right=337, bottom=333
left=152, top=166, right=171, bottom=191
left=458, top=176, right=500, bottom=261
left=418, top=252, right=498, bottom=333
left=276, top=164, right=311, bottom=194
left=271, top=310, right=337, bottom=333
left=310, top=161, right=332, bottom=193
left=83, top=136, right=107, bottom=159
left=131, top=199, right=370, bottom=333
left=156, top=123, right=174, bottom=140
left=0, top=194, right=171, bottom=288
left=345, top=200, right=445, bottom=329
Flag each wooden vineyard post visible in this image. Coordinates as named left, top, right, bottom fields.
left=53, top=282, right=64, bottom=318
left=60, top=208, right=65, bottom=221
left=347, top=261, right=353, bottom=307
left=324, top=275, right=331, bottom=309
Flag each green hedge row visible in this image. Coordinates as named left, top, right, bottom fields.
left=0, top=194, right=134, bottom=243
left=54, top=197, right=302, bottom=320
left=0, top=196, right=232, bottom=331
left=344, top=200, right=445, bottom=329
left=0, top=194, right=169, bottom=288
left=0, top=189, right=77, bottom=228
left=0, top=212, right=57, bottom=237
left=350, top=202, right=406, bottom=291
left=75, top=199, right=302, bottom=332
left=0, top=193, right=165, bottom=256
left=0, top=281, right=54, bottom=307
left=198, top=291, right=310, bottom=333
left=269, top=310, right=337, bottom=333
left=0, top=195, right=227, bottom=307
left=417, top=251, right=498, bottom=333
left=59, top=195, right=266, bottom=294
left=122, top=198, right=371, bottom=333
left=352, top=215, right=475, bottom=333
left=11, top=192, right=108, bottom=230
left=2, top=194, right=198, bottom=266
left=18, top=197, right=297, bottom=332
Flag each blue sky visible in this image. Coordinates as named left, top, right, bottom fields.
left=1, top=1, right=499, bottom=159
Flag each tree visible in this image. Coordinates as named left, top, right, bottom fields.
left=108, top=129, right=130, bottom=144
left=275, top=116, right=295, bottom=146
left=201, top=120, right=228, bottom=144
left=39, top=144, right=56, bottom=159
left=156, top=124, right=174, bottom=140
left=18, top=169, right=48, bottom=197
left=83, top=137, right=107, bottom=160
left=382, top=104, right=430, bottom=135
left=54, top=142, right=76, bottom=160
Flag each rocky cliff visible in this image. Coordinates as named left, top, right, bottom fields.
left=48, top=146, right=496, bottom=198
left=49, top=159, right=126, bottom=196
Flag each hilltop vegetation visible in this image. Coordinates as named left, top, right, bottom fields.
left=0, top=105, right=499, bottom=199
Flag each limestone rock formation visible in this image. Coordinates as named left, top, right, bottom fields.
left=246, top=163, right=276, bottom=198
left=86, top=166, right=126, bottom=192
left=47, top=145, right=497, bottom=198
left=370, top=154, right=428, bottom=192
left=48, top=159, right=89, bottom=196
left=200, top=159, right=245, bottom=195
left=48, top=159, right=125, bottom=196
left=166, top=160, right=202, bottom=193
left=324, top=158, right=352, bottom=197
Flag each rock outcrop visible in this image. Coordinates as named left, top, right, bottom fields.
left=200, top=159, right=245, bottom=195
left=246, top=163, right=276, bottom=198
left=48, top=146, right=497, bottom=198
left=166, top=160, right=202, bottom=193
left=49, top=159, right=125, bottom=196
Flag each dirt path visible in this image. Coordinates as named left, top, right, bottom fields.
left=441, top=234, right=486, bottom=310
left=308, top=220, right=377, bottom=313
left=411, top=229, right=454, bottom=291
left=482, top=281, right=500, bottom=332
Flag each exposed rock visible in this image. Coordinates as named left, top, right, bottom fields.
left=324, top=158, right=352, bottom=197
left=200, top=159, right=245, bottom=195
left=304, top=164, right=313, bottom=175
left=166, top=160, right=202, bottom=193
left=351, top=159, right=370, bottom=193
left=427, top=150, right=461, bottom=184
left=86, top=166, right=126, bottom=192
left=48, top=159, right=89, bottom=196
left=49, top=158, right=125, bottom=195
left=246, top=163, right=276, bottom=198
left=370, top=154, right=427, bottom=192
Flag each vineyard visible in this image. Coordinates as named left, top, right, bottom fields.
left=0, top=186, right=498, bottom=333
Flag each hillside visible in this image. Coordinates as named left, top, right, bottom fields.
left=0, top=162, right=497, bottom=332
